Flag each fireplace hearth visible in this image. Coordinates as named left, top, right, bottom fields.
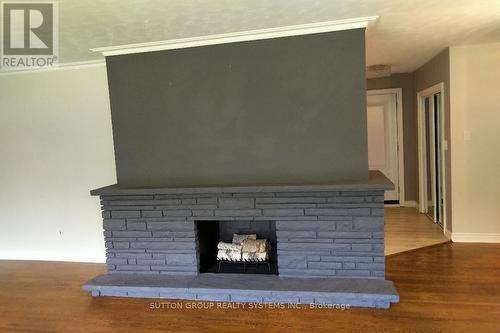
left=84, top=171, right=399, bottom=308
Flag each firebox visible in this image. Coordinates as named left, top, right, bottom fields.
left=195, top=221, right=278, bottom=274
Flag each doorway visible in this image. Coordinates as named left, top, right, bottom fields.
left=418, top=83, right=446, bottom=230
left=366, top=89, right=405, bottom=204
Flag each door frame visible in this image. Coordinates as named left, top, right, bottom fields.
left=417, top=82, right=447, bottom=232
left=366, top=88, right=405, bottom=205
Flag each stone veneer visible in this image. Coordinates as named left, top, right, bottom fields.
left=84, top=171, right=399, bottom=308
left=97, top=172, right=388, bottom=279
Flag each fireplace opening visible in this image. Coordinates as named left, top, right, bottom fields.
left=195, top=221, right=278, bottom=274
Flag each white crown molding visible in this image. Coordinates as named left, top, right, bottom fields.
left=0, top=60, right=105, bottom=76
left=451, top=232, right=500, bottom=243
left=91, top=16, right=379, bottom=57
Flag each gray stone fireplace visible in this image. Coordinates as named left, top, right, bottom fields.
left=84, top=26, right=399, bottom=308
left=84, top=172, right=399, bottom=308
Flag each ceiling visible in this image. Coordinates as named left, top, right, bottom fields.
left=59, top=0, right=500, bottom=73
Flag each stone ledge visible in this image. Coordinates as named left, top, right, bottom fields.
left=83, top=273, right=399, bottom=309
left=90, top=171, right=393, bottom=196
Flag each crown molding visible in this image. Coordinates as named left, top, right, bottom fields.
left=91, top=16, right=378, bottom=57
left=0, top=60, right=105, bottom=76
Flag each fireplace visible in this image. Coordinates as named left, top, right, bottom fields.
left=84, top=25, right=399, bottom=308
left=196, top=220, right=278, bottom=274
left=84, top=172, right=400, bottom=308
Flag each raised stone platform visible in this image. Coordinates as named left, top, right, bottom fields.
left=83, top=273, right=399, bottom=309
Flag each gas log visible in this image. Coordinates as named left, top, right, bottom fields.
left=217, top=234, right=270, bottom=262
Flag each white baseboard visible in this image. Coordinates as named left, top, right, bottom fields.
left=0, top=251, right=106, bottom=263
left=451, top=233, right=500, bottom=243
left=444, top=228, right=452, bottom=240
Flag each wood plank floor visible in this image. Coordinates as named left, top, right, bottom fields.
left=0, top=208, right=496, bottom=333
left=1, top=243, right=500, bottom=333
left=385, top=207, right=450, bottom=255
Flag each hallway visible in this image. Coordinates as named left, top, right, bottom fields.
left=385, top=207, right=450, bottom=255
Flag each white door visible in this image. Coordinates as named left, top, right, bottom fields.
left=366, top=93, right=399, bottom=201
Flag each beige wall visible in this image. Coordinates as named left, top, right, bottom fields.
left=0, top=65, right=116, bottom=262
left=367, top=73, right=417, bottom=202
left=449, top=42, right=500, bottom=240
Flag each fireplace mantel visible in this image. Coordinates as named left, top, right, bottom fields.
left=91, top=171, right=393, bottom=196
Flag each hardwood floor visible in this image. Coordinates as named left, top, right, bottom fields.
left=385, top=207, right=450, bottom=255
left=1, top=243, right=500, bottom=332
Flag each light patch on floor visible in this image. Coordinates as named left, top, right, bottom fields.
left=384, top=207, right=449, bottom=256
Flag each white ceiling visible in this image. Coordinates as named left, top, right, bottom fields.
left=60, top=0, right=500, bottom=73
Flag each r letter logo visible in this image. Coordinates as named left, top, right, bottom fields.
left=1, top=1, right=58, bottom=70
